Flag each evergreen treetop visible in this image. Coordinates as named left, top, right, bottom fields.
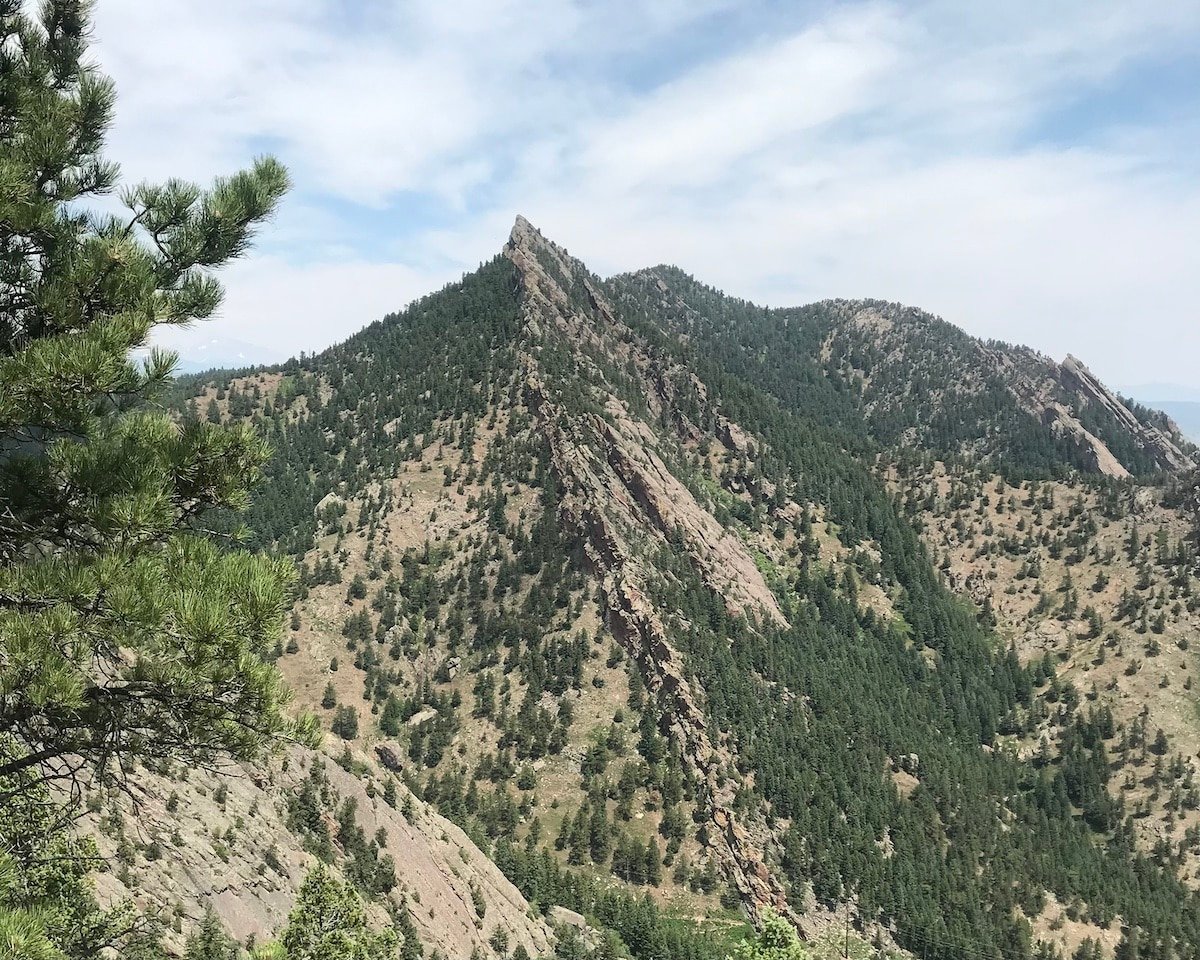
left=0, top=0, right=314, bottom=794
left=1, top=2, right=312, bottom=953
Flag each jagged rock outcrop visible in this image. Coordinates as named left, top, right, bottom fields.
left=509, top=218, right=784, bottom=629
left=984, top=344, right=1194, bottom=478
left=1057, top=355, right=1195, bottom=473
left=374, top=741, right=404, bottom=771
left=988, top=344, right=1197, bottom=477
left=508, top=218, right=797, bottom=926
left=535, top=391, right=796, bottom=926
left=595, top=404, right=786, bottom=626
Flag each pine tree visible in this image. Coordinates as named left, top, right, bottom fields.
left=185, top=907, right=238, bottom=960
left=332, top=706, right=359, bottom=741
left=0, top=745, right=151, bottom=958
left=588, top=801, right=612, bottom=864
left=644, top=838, right=662, bottom=886
left=256, top=865, right=398, bottom=960
left=380, top=695, right=402, bottom=736
left=0, top=0, right=311, bottom=792
left=0, top=3, right=310, bottom=953
left=727, top=907, right=809, bottom=959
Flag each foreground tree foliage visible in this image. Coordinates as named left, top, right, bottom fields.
left=176, top=867, right=398, bottom=960
left=259, top=866, right=399, bottom=960
left=0, top=0, right=313, bottom=954
left=0, top=746, right=160, bottom=960
left=727, top=909, right=808, bottom=960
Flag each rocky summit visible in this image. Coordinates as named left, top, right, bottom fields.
left=99, top=217, right=1200, bottom=960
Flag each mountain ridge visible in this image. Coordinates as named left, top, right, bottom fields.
left=603, top=258, right=1193, bottom=479
left=155, top=216, right=1200, bottom=960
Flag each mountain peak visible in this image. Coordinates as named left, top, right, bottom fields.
left=503, top=213, right=601, bottom=327
left=507, top=215, right=580, bottom=273
left=508, top=213, right=544, bottom=250
left=163, top=219, right=1200, bottom=960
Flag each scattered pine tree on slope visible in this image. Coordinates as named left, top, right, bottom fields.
left=180, top=223, right=1200, bottom=960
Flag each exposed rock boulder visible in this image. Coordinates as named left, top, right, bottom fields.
left=549, top=906, right=587, bottom=930
left=374, top=741, right=404, bottom=771
left=407, top=706, right=439, bottom=727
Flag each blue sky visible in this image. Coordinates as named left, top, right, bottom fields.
left=90, top=0, right=1200, bottom=389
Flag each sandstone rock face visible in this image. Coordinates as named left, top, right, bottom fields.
left=985, top=347, right=1195, bottom=477
left=1058, top=355, right=1195, bottom=473
left=318, top=752, right=552, bottom=959
left=507, top=221, right=798, bottom=927
left=509, top=218, right=784, bottom=630
left=87, top=744, right=551, bottom=958
left=595, top=406, right=786, bottom=626
left=548, top=422, right=797, bottom=926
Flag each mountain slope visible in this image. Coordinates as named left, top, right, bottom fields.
left=159, top=217, right=1200, bottom=960
left=608, top=267, right=1195, bottom=478
left=88, top=743, right=553, bottom=958
left=889, top=463, right=1200, bottom=911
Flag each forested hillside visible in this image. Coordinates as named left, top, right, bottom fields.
left=8, top=4, right=1198, bottom=960
left=609, top=268, right=1194, bottom=479
left=163, top=217, right=1200, bottom=960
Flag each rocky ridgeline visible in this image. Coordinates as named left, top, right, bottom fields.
left=528, top=379, right=796, bottom=928
left=995, top=349, right=1195, bottom=477
left=815, top=299, right=1195, bottom=477
left=508, top=220, right=836, bottom=934
left=508, top=217, right=784, bottom=628
left=1057, top=355, right=1195, bottom=474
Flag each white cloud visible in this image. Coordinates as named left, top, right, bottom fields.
left=90, top=0, right=1200, bottom=387
left=89, top=0, right=732, bottom=204
left=153, top=255, right=456, bottom=361
left=576, top=5, right=905, bottom=192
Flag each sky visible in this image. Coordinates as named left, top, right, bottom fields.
left=88, top=0, right=1200, bottom=390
